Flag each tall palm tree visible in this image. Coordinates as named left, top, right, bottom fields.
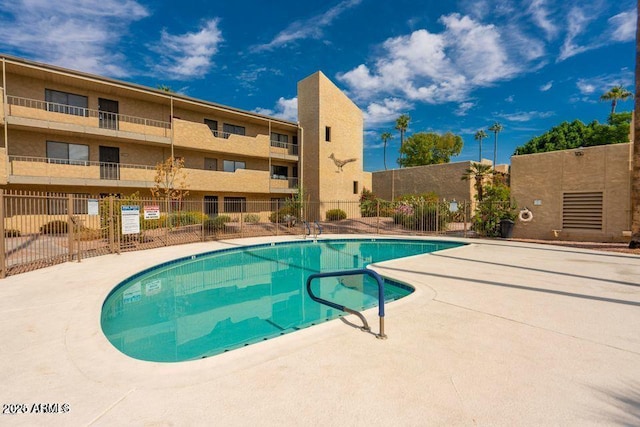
left=488, top=122, right=503, bottom=171
left=381, top=132, right=392, bottom=170
left=474, top=129, right=488, bottom=162
left=630, top=1, right=640, bottom=249
left=461, top=162, right=493, bottom=201
left=395, top=114, right=410, bottom=166
left=600, top=85, right=633, bottom=115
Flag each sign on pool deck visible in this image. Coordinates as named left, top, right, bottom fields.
left=144, top=205, right=160, bottom=220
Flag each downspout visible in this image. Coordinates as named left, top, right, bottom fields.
left=268, top=120, right=272, bottom=193
left=2, top=57, right=8, bottom=180
left=299, top=124, right=304, bottom=193
left=170, top=96, right=174, bottom=160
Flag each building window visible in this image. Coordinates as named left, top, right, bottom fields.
left=46, top=141, right=89, bottom=165
left=223, top=123, right=246, bottom=136
left=271, top=165, right=288, bottom=179
left=204, top=119, right=219, bottom=137
left=353, top=181, right=359, bottom=195
left=325, top=126, right=331, bottom=142
left=271, top=198, right=286, bottom=210
left=224, top=197, right=246, bottom=213
left=204, top=158, right=217, bottom=171
left=47, top=193, right=90, bottom=215
left=223, top=160, right=246, bottom=172
left=562, top=192, right=603, bottom=230
left=45, top=89, right=88, bottom=117
left=271, top=132, right=289, bottom=148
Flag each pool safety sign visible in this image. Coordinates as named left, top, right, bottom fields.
left=121, top=205, right=141, bottom=234
left=144, top=205, right=160, bottom=220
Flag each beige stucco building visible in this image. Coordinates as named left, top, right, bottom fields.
left=0, top=54, right=370, bottom=215
left=511, top=143, right=633, bottom=242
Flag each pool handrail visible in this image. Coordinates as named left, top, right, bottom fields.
left=302, top=220, right=311, bottom=238
left=313, top=221, right=323, bottom=238
left=305, top=268, right=387, bottom=339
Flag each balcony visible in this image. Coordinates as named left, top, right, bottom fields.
left=270, top=177, right=298, bottom=194
left=7, top=156, right=272, bottom=193
left=5, top=96, right=171, bottom=144
left=173, top=119, right=271, bottom=158
left=270, top=140, right=299, bottom=160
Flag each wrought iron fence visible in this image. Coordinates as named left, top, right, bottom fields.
left=0, top=190, right=494, bottom=277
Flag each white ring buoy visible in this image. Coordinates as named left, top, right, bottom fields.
left=519, top=209, right=533, bottom=222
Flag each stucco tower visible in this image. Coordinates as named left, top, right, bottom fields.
left=298, top=71, right=369, bottom=211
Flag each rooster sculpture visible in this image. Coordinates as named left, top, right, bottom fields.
left=328, top=153, right=357, bottom=172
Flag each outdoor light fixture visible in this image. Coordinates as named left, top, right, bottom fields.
left=574, top=148, right=584, bottom=157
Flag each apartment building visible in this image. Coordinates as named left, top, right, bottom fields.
left=0, top=55, right=370, bottom=219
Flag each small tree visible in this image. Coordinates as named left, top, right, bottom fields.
left=151, top=157, right=189, bottom=202
left=461, top=162, right=493, bottom=201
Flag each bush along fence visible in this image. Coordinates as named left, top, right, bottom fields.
left=0, top=190, right=514, bottom=277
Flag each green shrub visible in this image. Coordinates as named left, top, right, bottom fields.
left=325, top=209, right=347, bottom=221
left=391, top=195, right=450, bottom=232
left=167, top=211, right=207, bottom=228
left=4, top=229, right=21, bottom=238
left=204, top=215, right=231, bottom=233
left=269, top=206, right=298, bottom=223
left=243, top=213, right=261, bottom=223
left=472, top=184, right=516, bottom=237
left=40, top=220, right=68, bottom=234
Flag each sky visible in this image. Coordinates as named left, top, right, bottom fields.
left=0, top=0, right=635, bottom=171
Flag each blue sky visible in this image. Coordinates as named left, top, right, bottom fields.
left=0, top=0, right=635, bottom=171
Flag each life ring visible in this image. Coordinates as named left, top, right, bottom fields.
left=518, top=208, right=533, bottom=222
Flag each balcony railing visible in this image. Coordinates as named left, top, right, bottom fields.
left=270, top=176, right=299, bottom=192
left=6, top=96, right=171, bottom=138
left=7, top=156, right=273, bottom=193
left=270, top=140, right=299, bottom=157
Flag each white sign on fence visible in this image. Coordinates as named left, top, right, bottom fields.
left=121, top=205, right=140, bottom=235
left=87, top=199, right=99, bottom=216
left=144, top=205, right=160, bottom=220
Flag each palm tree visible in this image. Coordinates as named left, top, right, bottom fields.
left=381, top=132, right=392, bottom=170
left=395, top=114, right=410, bottom=166
left=488, top=122, right=503, bottom=171
left=630, top=1, right=640, bottom=249
left=461, top=162, right=493, bottom=201
left=600, top=85, right=633, bottom=115
left=474, top=129, right=488, bottom=162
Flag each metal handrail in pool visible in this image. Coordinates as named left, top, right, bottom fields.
left=313, top=221, right=322, bottom=238
left=305, top=268, right=387, bottom=339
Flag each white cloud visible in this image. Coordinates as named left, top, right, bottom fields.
left=576, top=70, right=634, bottom=96
left=558, top=6, right=594, bottom=61
left=540, top=81, right=553, bottom=91
left=338, top=13, right=545, bottom=108
left=608, top=10, right=636, bottom=42
left=577, top=80, right=596, bottom=94
left=153, top=19, right=223, bottom=79
left=0, top=0, right=148, bottom=76
left=252, top=0, right=362, bottom=51
left=254, top=97, right=298, bottom=122
left=505, top=95, right=515, bottom=103
left=527, top=0, right=558, bottom=40
left=498, top=110, right=554, bottom=122
left=363, top=98, right=412, bottom=127
left=454, top=102, right=475, bottom=116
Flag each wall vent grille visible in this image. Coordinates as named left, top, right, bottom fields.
left=562, top=192, right=603, bottom=230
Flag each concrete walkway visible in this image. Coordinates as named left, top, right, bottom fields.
left=0, top=236, right=639, bottom=426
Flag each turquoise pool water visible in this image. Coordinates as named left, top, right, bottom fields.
left=101, top=239, right=461, bottom=362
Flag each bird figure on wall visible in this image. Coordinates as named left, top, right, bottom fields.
left=329, top=153, right=357, bottom=172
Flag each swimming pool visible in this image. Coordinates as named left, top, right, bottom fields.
left=101, top=238, right=462, bottom=362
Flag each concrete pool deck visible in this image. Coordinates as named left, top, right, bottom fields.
left=0, top=235, right=639, bottom=426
